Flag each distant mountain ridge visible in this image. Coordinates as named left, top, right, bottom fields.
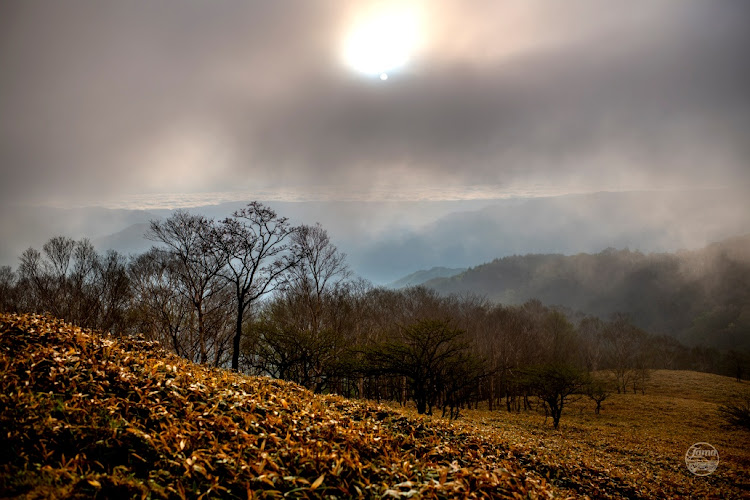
left=92, top=222, right=154, bottom=257
left=354, top=188, right=750, bottom=282
left=387, top=266, right=467, bottom=288
left=423, top=234, right=750, bottom=351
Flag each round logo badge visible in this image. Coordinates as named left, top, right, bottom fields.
left=685, top=442, right=719, bottom=476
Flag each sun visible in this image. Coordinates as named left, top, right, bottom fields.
left=343, top=4, right=422, bottom=78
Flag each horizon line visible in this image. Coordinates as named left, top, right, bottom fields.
left=16, top=184, right=733, bottom=211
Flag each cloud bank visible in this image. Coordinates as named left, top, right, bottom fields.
left=1, top=0, right=748, bottom=207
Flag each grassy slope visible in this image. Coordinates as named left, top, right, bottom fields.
left=1, top=314, right=748, bottom=499
left=434, top=370, right=750, bottom=499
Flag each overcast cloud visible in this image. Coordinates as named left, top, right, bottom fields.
left=1, top=0, right=748, bottom=207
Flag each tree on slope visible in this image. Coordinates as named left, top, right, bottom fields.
left=368, top=319, right=472, bottom=415
left=147, top=211, right=228, bottom=365
left=215, top=202, right=297, bottom=371
left=524, top=363, right=589, bottom=429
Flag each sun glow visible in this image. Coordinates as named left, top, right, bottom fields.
left=343, top=4, right=422, bottom=77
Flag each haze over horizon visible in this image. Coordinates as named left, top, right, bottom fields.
left=1, top=1, right=749, bottom=281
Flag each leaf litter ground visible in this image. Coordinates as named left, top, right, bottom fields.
left=1, top=314, right=555, bottom=499
left=1, top=313, right=748, bottom=498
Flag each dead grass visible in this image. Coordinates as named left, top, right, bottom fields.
left=390, top=369, right=750, bottom=499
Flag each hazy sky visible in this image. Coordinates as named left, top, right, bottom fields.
left=1, top=0, right=749, bottom=208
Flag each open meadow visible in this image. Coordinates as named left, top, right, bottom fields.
left=391, top=369, right=750, bottom=498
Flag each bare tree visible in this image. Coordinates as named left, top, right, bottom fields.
left=68, top=239, right=99, bottom=327
left=0, top=266, right=17, bottom=312
left=726, top=350, right=747, bottom=382
left=249, top=281, right=357, bottom=392
left=539, top=310, right=580, bottom=365
left=14, top=237, right=131, bottom=332
left=288, top=223, right=351, bottom=334
left=147, top=211, right=228, bottom=364
left=265, top=223, right=352, bottom=389
left=18, top=238, right=86, bottom=320
left=94, top=249, right=131, bottom=333
left=524, top=364, right=589, bottom=429
left=18, top=247, right=49, bottom=315
left=43, top=236, right=76, bottom=280
left=215, top=202, right=296, bottom=371
left=602, top=314, right=647, bottom=393
left=129, top=248, right=193, bottom=358
left=586, top=378, right=611, bottom=415
left=578, top=316, right=605, bottom=371
left=367, top=319, right=471, bottom=415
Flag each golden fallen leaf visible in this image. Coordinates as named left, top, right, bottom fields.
left=311, top=473, right=325, bottom=490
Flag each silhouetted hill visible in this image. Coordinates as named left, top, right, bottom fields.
left=356, top=188, right=750, bottom=282
left=0, top=206, right=157, bottom=268
left=388, top=267, right=466, bottom=289
left=426, top=234, right=750, bottom=350
left=92, top=222, right=154, bottom=256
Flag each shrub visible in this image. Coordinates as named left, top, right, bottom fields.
left=719, top=396, right=750, bottom=430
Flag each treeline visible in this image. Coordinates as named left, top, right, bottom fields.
left=1, top=202, right=747, bottom=426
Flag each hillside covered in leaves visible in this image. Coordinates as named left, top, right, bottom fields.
left=0, top=313, right=559, bottom=498
left=2, top=313, right=748, bottom=499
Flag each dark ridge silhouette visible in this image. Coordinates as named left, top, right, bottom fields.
left=424, top=234, right=750, bottom=350
left=387, top=266, right=467, bottom=289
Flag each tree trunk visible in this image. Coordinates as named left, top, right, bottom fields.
left=231, top=304, right=244, bottom=371
left=198, top=305, right=207, bottom=365
left=488, top=377, right=494, bottom=412
left=551, top=403, right=562, bottom=429
left=415, top=389, right=428, bottom=414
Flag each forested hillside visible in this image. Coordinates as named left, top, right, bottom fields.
left=425, top=235, right=750, bottom=351
left=388, top=267, right=466, bottom=288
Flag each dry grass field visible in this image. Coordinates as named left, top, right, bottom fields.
left=396, top=369, right=750, bottom=498
left=1, top=313, right=748, bottom=499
